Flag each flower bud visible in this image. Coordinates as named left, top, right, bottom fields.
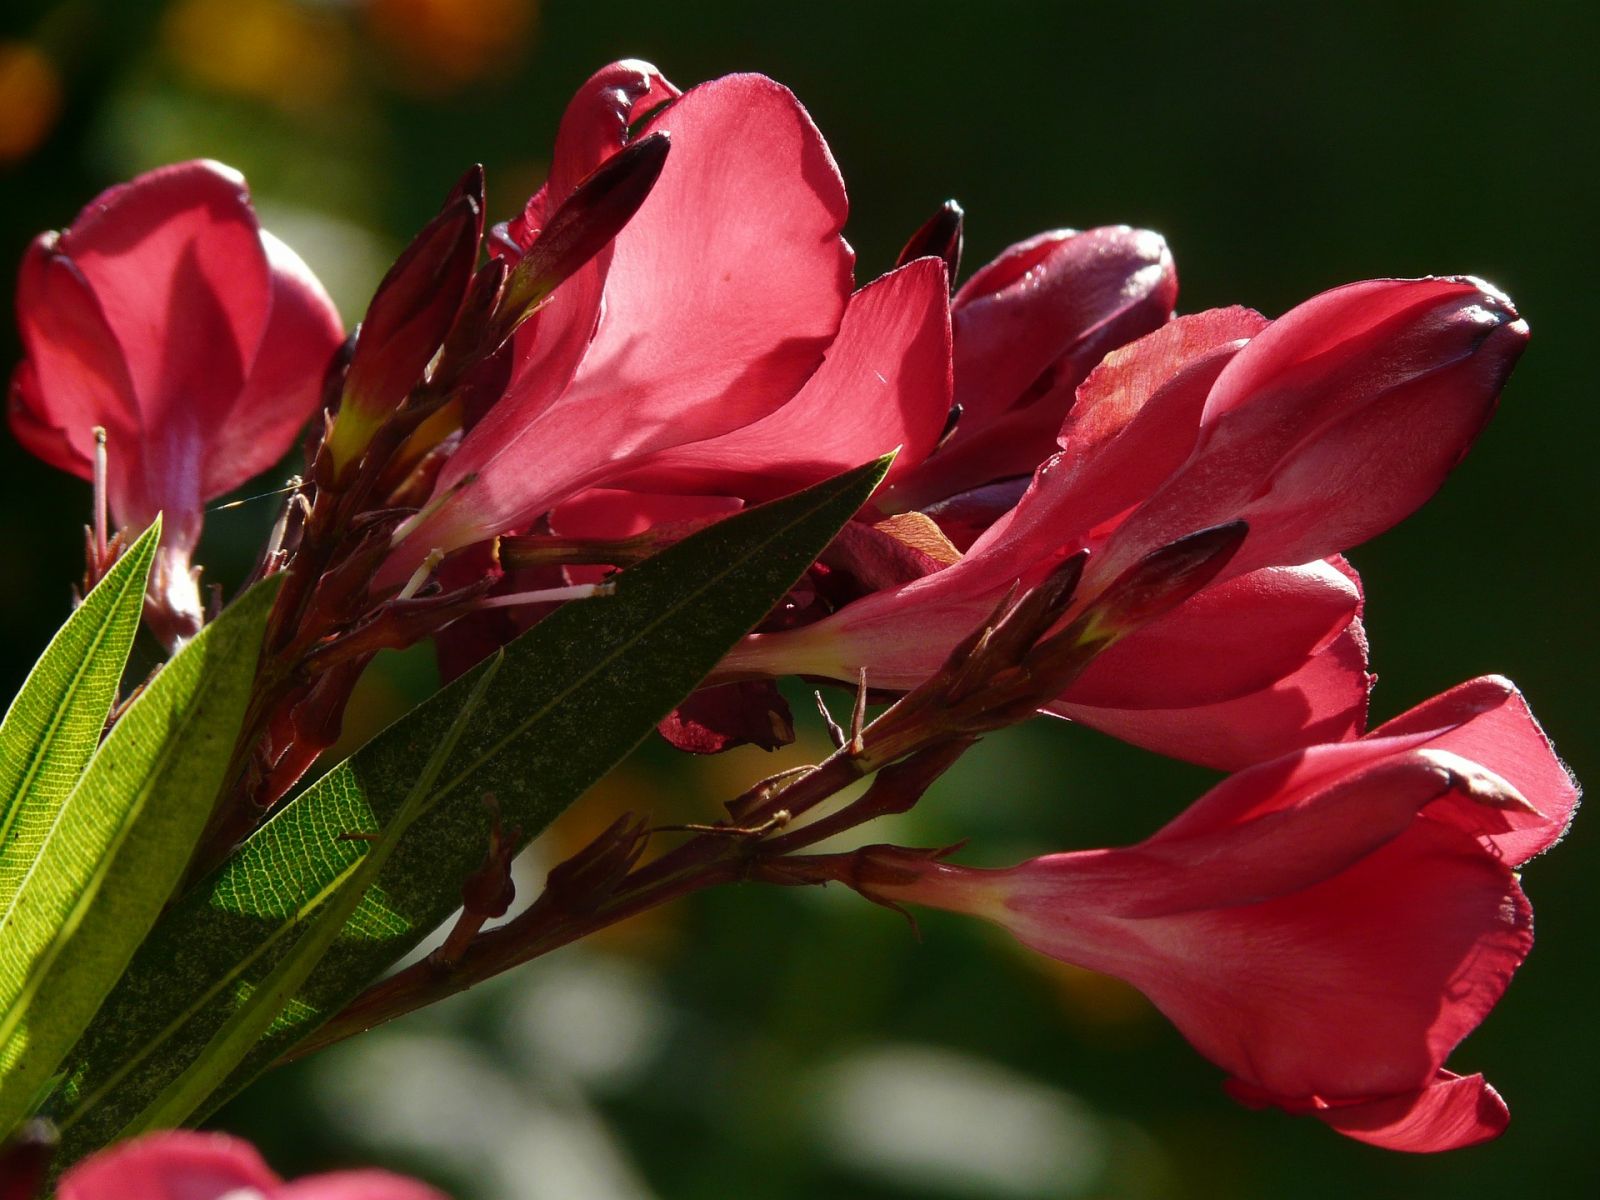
left=895, top=199, right=963, bottom=285
left=495, top=131, right=672, bottom=338
left=329, top=171, right=484, bottom=471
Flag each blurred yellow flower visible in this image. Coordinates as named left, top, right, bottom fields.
left=0, top=42, right=62, bottom=165
left=162, top=0, right=352, bottom=111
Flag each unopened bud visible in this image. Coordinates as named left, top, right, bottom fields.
left=1074, top=521, right=1248, bottom=644
left=542, top=813, right=651, bottom=914
left=941, top=553, right=1087, bottom=704
left=330, top=173, right=484, bottom=471
left=896, top=199, right=964, bottom=285
left=496, top=132, right=671, bottom=337
left=433, top=258, right=509, bottom=390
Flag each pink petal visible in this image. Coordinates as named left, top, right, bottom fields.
left=205, top=230, right=344, bottom=496
left=1007, top=818, right=1531, bottom=1101
left=493, top=60, right=679, bottom=256
left=57, top=1131, right=281, bottom=1200
left=888, top=226, right=1178, bottom=504
left=430, top=73, right=853, bottom=554
left=1155, top=675, right=1573, bottom=860
left=1370, top=675, right=1579, bottom=864
left=60, top=160, right=273, bottom=446
left=11, top=234, right=138, bottom=483
left=607, top=257, right=952, bottom=501
left=483, top=62, right=680, bottom=456
left=1064, top=559, right=1361, bottom=709
left=1296, top=1071, right=1510, bottom=1153
left=1096, top=278, right=1527, bottom=585
left=274, top=1170, right=450, bottom=1200
left=1052, top=615, right=1371, bottom=770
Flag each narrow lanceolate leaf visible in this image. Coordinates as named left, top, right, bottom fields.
left=0, top=520, right=160, bottom=869
left=121, top=653, right=504, bottom=1136
left=53, top=456, right=892, bottom=1161
left=0, top=576, right=281, bottom=1134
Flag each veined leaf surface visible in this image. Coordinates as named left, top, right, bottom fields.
left=52, top=457, right=891, bottom=1159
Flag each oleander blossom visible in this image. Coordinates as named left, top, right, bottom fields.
left=56, top=1130, right=447, bottom=1199
left=725, top=277, right=1527, bottom=768
left=829, top=676, right=1578, bottom=1151
left=8, top=160, right=344, bottom=645
left=384, top=59, right=948, bottom=577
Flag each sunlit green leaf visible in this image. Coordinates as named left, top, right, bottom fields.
left=0, top=520, right=160, bottom=873
left=0, top=575, right=281, bottom=1134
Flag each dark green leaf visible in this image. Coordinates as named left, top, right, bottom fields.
left=120, top=651, right=505, bottom=1135
left=51, top=456, right=891, bottom=1159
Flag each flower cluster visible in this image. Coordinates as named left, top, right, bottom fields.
left=8, top=56, right=1575, bottom=1171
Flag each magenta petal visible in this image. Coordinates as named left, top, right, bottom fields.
left=483, top=62, right=680, bottom=467
left=1313, top=1072, right=1511, bottom=1152
left=494, top=60, right=679, bottom=254
left=1011, top=819, right=1531, bottom=1101
left=430, top=72, right=853, bottom=555
left=1053, top=616, right=1371, bottom=770
left=61, top=160, right=273, bottom=439
left=609, top=257, right=952, bottom=501
left=273, top=1170, right=451, bottom=1200
left=1065, top=559, right=1360, bottom=709
left=1229, top=1071, right=1511, bottom=1153
left=57, top=1131, right=281, bottom=1200
left=11, top=235, right=138, bottom=483
left=1369, top=675, right=1579, bottom=864
left=891, top=226, right=1178, bottom=502
left=659, top=679, right=795, bottom=754
left=1097, top=277, right=1528, bottom=584
left=206, top=230, right=344, bottom=495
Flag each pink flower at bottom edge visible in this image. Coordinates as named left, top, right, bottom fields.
left=55, top=1131, right=448, bottom=1200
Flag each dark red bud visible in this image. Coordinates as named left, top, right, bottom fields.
left=896, top=199, right=964, bottom=285
left=1084, top=521, right=1248, bottom=634
left=542, top=813, right=651, bottom=914
left=338, top=189, right=483, bottom=450
left=434, top=259, right=509, bottom=388
left=497, top=132, right=672, bottom=334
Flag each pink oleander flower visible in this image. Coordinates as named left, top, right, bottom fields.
left=726, top=278, right=1527, bottom=768
left=8, top=160, right=345, bottom=645
left=386, top=59, right=951, bottom=576
left=831, top=676, right=1577, bottom=1152
left=56, top=1130, right=447, bottom=1199
left=592, top=221, right=1177, bottom=517
left=467, top=216, right=1177, bottom=749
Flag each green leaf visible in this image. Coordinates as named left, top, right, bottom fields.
left=0, top=575, right=281, bottom=1134
left=120, top=651, right=505, bottom=1136
left=52, top=456, right=890, bottom=1159
left=0, top=520, right=160, bottom=869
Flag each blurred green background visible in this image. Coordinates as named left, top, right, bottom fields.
left=2, top=1, right=1595, bottom=1196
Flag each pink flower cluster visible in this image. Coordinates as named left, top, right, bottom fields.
left=9, top=58, right=1575, bottom=1157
